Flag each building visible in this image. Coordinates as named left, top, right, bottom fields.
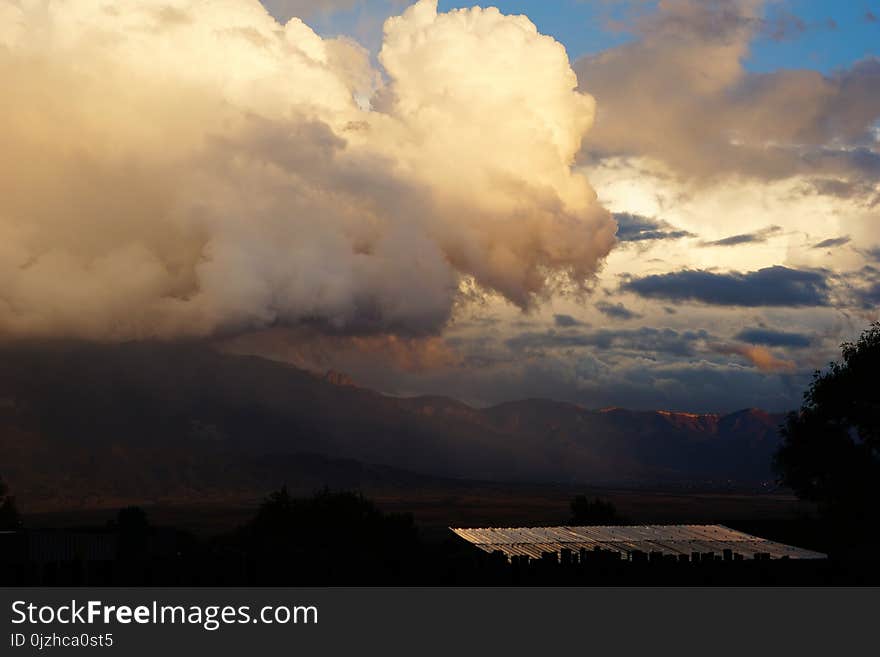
left=451, top=524, right=827, bottom=562
left=0, top=529, right=118, bottom=585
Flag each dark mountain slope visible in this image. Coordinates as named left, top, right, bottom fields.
left=0, top=342, right=786, bottom=508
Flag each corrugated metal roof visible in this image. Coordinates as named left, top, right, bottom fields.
left=450, top=525, right=826, bottom=561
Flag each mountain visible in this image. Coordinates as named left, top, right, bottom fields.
left=0, top=342, right=787, bottom=509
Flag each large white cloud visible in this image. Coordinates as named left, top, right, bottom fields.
left=0, top=0, right=614, bottom=340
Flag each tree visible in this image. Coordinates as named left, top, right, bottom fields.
left=112, top=506, right=151, bottom=560
left=237, top=487, right=420, bottom=584
left=774, top=323, right=880, bottom=529
left=0, top=476, right=22, bottom=530
left=569, top=495, right=620, bottom=525
left=115, top=506, right=150, bottom=535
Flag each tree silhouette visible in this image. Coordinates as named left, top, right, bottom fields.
left=236, top=487, right=420, bottom=584
left=774, top=323, right=880, bottom=530
left=111, top=506, right=151, bottom=561
left=115, top=506, right=150, bottom=533
left=0, top=476, right=22, bottom=530
left=569, top=495, right=621, bottom=525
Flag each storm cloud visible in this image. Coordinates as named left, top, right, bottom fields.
left=623, top=266, right=831, bottom=307
left=701, top=225, right=783, bottom=247
left=553, top=314, right=585, bottom=328
left=595, top=301, right=642, bottom=320
left=613, top=213, right=695, bottom=242
left=506, top=327, right=709, bottom=358
left=812, top=236, right=852, bottom=249
left=0, top=0, right=614, bottom=341
left=734, top=328, right=813, bottom=348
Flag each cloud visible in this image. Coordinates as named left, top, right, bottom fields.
left=700, top=225, right=782, bottom=247
left=0, top=0, right=614, bottom=341
left=734, top=328, right=812, bottom=348
left=335, top=333, right=809, bottom=412
left=842, top=264, right=880, bottom=309
left=760, top=7, right=806, bottom=42
left=804, top=178, right=876, bottom=199
left=554, top=314, right=585, bottom=328
left=710, top=343, right=796, bottom=373
left=613, top=213, right=696, bottom=242
left=506, top=327, right=708, bottom=358
left=812, top=236, right=852, bottom=249
left=858, top=282, right=880, bottom=308
left=595, top=301, right=641, bottom=320
left=222, top=326, right=460, bottom=375
left=623, top=266, right=831, bottom=307
left=575, top=0, right=880, bottom=189
left=759, top=6, right=838, bottom=43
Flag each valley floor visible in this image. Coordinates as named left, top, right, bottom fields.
left=22, top=481, right=815, bottom=538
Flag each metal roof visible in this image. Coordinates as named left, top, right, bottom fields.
left=450, top=525, right=827, bottom=561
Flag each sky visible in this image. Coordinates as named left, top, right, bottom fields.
left=271, top=0, right=880, bottom=72
left=1, top=0, right=878, bottom=412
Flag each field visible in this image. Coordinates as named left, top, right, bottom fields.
left=23, top=480, right=816, bottom=542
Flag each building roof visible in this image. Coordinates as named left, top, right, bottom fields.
left=450, top=524, right=826, bottom=560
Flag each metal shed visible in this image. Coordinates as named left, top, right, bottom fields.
left=450, top=524, right=827, bottom=561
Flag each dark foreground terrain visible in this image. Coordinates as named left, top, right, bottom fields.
left=2, top=341, right=875, bottom=586
left=5, top=483, right=874, bottom=587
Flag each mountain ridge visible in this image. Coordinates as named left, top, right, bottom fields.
left=0, top=341, right=788, bottom=509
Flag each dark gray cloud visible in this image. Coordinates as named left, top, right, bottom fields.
left=700, top=225, right=782, bottom=247
left=734, top=327, right=813, bottom=348
left=804, top=145, right=880, bottom=179
left=553, top=313, right=585, bottom=328
left=595, top=301, right=641, bottom=320
left=841, top=264, right=880, bottom=309
left=862, top=283, right=880, bottom=308
left=858, top=281, right=880, bottom=308
left=812, top=236, right=851, bottom=249
left=623, top=266, right=831, bottom=307
left=506, top=327, right=709, bottom=358
left=613, top=213, right=696, bottom=242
